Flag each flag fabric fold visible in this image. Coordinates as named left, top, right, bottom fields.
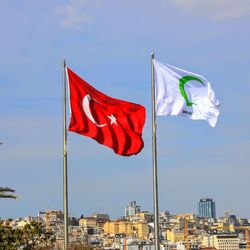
left=67, top=67, right=146, bottom=156
left=153, top=59, right=220, bottom=127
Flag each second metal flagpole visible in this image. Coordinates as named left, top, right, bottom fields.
left=63, top=60, right=69, bottom=250
left=151, top=53, right=160, bottom=250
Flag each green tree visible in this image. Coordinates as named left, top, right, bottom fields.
left=0, top=187, right=17, bottom=199
left=0, top=221, right=55, bottom=250
left=0, top=221, right=20, bottom=250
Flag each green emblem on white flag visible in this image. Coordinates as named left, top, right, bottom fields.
left=153, top=59, right=220, bottom=127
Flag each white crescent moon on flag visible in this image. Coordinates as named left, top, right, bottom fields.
left=82, top=94, right=107, bottom=127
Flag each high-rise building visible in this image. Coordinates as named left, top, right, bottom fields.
left=125, top=201, right=141, bottom=217
left=198, top=198, right=216, bottom=219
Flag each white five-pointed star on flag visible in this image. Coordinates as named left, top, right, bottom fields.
left=108, top=114, right=117, bottom=125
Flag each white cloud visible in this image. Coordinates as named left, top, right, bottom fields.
left=171, top=0, right=250, bottom=20
left=56, top=0, right=102, bottom=29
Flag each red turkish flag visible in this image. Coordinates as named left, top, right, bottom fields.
left=67, top=68, right=146, bottom=156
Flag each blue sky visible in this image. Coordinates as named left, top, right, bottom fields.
left=0, top=0, right=250, bottom=219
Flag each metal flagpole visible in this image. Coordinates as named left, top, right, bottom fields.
left=151, top=53, right=160, bottom=250
left=63, top=60, right=69, bottom=249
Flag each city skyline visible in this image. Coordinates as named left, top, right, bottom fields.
left=0, top=198, right=247, bottom=221
left=2, top=204, right=248, bottom=250
left=0, top=0, right=250, bottom=220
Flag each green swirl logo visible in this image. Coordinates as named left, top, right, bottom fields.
left=179, top=75, right=204, bottom=106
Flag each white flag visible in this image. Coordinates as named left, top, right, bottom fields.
left=153, top=59, right=220, bottom=127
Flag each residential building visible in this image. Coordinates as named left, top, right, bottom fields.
left=104, top=220, right=148, bottom=239
left=166, top=229, right=184, bottom=243
left=202, top=234, right=239, bottom=250
left=79, top=217, right=97, bottom=228
left=92, top=213, right=110, bottom=227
